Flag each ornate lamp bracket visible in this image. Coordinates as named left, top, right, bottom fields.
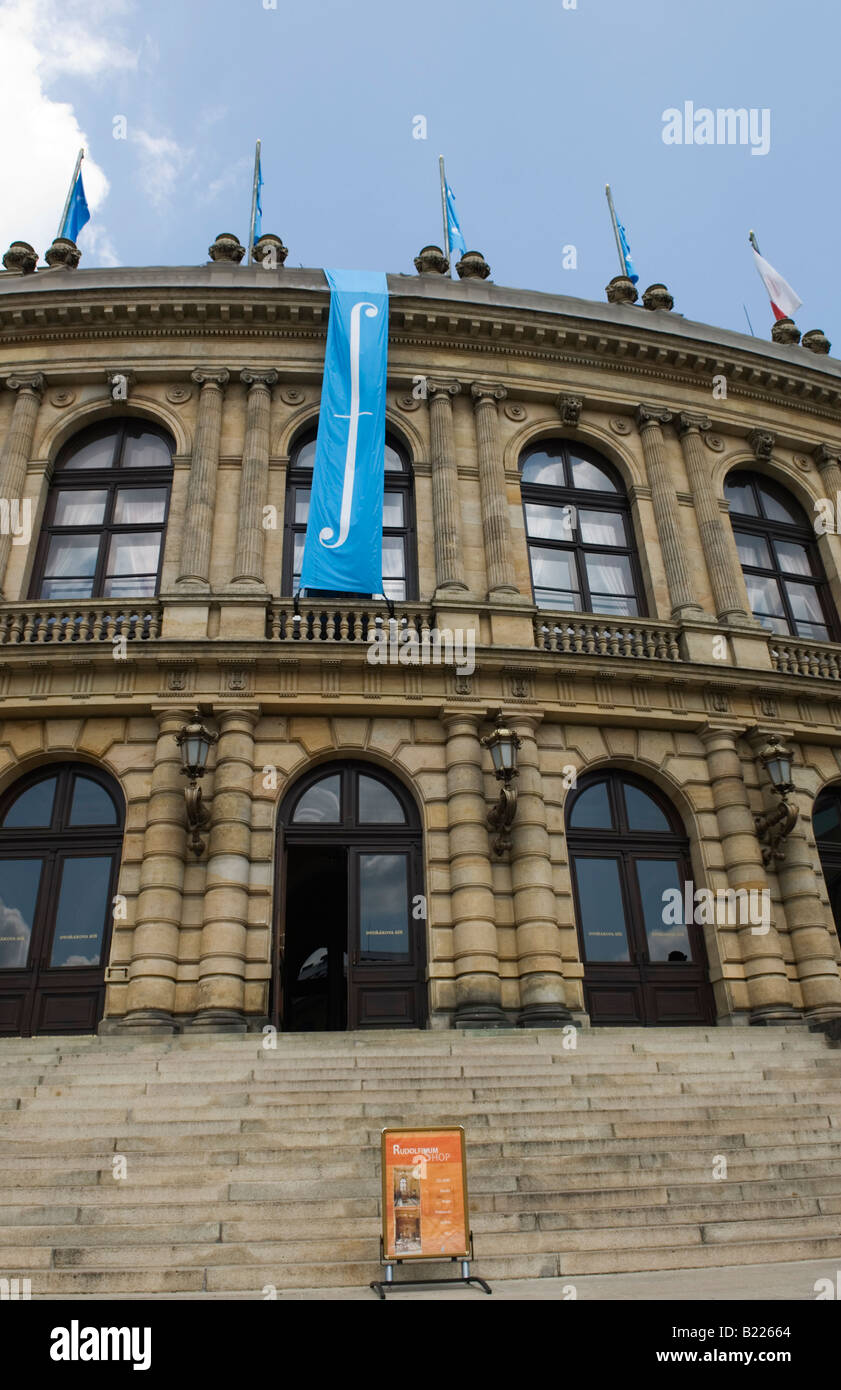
left=754, top=733, right=799, bottom=866
left=480, top=717, right=522, bottom=855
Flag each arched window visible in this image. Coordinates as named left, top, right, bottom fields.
left=30, top=420, right=174, bottom=601
left=0, top=764, right=124, bottom=1036
left=282, top=429, right=417, bottom=599
left=725, top=471, right=837, bottom=641
left=566, top=770, right=714, bottom=1026
left=519, top=440, right=645, bottom=615
left=812, top=783, right=841, bottom=942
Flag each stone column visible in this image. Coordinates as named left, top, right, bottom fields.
left=176, top=369, right=229, bottom=587
left=747, top=731, right=841, bottom=1026
left=636, top=404, right=703, bottom=621
left=123, top=707, right=192, bottom=1032
left=0, top=373, right=45, bottom=596
left=678, top=412, right=750, bottom=625
left=509, top=716, right=572, bottom=1026
left=470, top=383, right=518, bottom=597
left=428, top=379, right=467, bottom=591
left=443, top=710, right=509, bottom=1026
left=232, top=368, right=278, bottom=585
left=813, top=444, right=841, bottom=515
left=699, top=724, right=798, bottom=1022
left=189, top=706, right=259, bottom=1031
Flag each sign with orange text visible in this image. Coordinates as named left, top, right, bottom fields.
left=381, top=1127, right=470, bottom=1261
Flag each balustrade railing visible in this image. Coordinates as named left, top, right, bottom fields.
left=533, top=613, right=682, bottom=661
left=0, top=602, right=161, bottom=645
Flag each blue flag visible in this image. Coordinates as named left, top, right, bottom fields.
left=617, top=218, right=639, bottom=284
left=445, top=181, right=467, bottom=261
left=62, top=171, right=90, bottom=243
left=300, top=269, right=389, bottom=595
left=253, top=151, right=263, bottom=244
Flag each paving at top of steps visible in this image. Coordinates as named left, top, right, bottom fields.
left=0, top=1026, right=840, bottom=1297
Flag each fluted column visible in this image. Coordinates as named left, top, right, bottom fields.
left=428, top=379, right=467, bottom=591
left=699, top=724, right=798, bottom=1022
left=0, top=373, right=45, bottom=595
left=509, top=717, right=572, bottom=1026
left=176, top=369, right=229, bottom=587
left=470, top=383, right=518, bottom=596
left=636, top=404, right=703, bottom=621
left=232, top=368, right=278, bottom=585
left=813, top=443, right=841, bottom=509
left=189, top=707, right=259, bottom=1031
left=747, top=731, right=841, bottom=1025
left=443, top=711, right=509, bottom=1026
left=678, top=412, right=750, bottom=625
left=123, top=707, right=192, bottom=1031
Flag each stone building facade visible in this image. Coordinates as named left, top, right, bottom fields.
left=1, top=234, right=841, bottom=1038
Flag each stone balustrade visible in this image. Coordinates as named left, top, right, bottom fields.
left=0, top=600, right=161, bottom=645
left=533, top=613, right=682, bottom=662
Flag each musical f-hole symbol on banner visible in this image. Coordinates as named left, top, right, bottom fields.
left=320, top=299, right=378, bottom=551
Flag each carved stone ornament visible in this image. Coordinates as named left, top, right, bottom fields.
left=770, top=316, right=801, bottom=345
left=279, top=388, right=305, bottom=406
left=704, top=433, right=725, bottom=452
left=636, top=403, right=673, bottom=430
left=605, top=275, right=638, bottom=305
left=208, top=232, right=246, bottom=264
left=793, top=454, right=812, bottom=472
left=166, top=385, right=193, bottom=405
left=414, top=245, right=449, bottom=275
left=748, top=428, right=775, bottom=461
left=49, top=389, right=75, bottom=408
left=191, top=368, right=230, bottom=390
left=504, top=403, right=527, bottom=422
left=2, top=241, right=38, bottom=274
left=456, top=250, right=491, bottom=280
left=240, top=368, right=278, bottom=390
left=812, top=443, right=841, bottom=473
left=6, top=373, right=46, bottom=396
left=677, top=411, right=712, bottom=437
left=253, top=234, right=288, bottom=266
left=472, top=383, right=507, bottom=407
left=558, top=395, right=583, bottom=428
left=802, top=328, right=831, bottom=355
left=609, top=417, right=632, bottom=435
left=44, top=237, right=81, bottom=270
left=397, top=393, right=422, bottom=412
left=641, top=283, right=674, bottom=311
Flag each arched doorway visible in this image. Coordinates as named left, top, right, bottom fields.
left=566, top=770, right=715, bottom=1026
left=0, top=764, right=124, bottom=1036
left=812, top=783, right=841, bottom=941
left=275, top=761, right=426, bottom=1031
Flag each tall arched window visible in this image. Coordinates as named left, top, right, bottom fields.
left=725, top=471, right=837, bottom=641
left=283, top=429, right=417, bottom=599
left=0, top=764, right=124, bottom=1035
left=519, top=440, right=645, bottom=615
left=812, top=782, right=841, bottom=942
left=30, top=420, right=174, bottom=600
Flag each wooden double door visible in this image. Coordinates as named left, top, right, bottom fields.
left=276, top=762, right=427, bottom=1031
left=567, top=771, right=715, bottom=1027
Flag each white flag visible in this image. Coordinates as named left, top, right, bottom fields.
left=752, top=249, right=802, bottom=320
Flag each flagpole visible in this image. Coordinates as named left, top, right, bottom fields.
left=58, top=148, right=84, bottom=240
left=247, top=139, right=261, bottom=266
left=748, top=229, right=762, bottom=256
left=438, top=155, right=451, bottom=273
left=604, top=184, right=626, bottom=276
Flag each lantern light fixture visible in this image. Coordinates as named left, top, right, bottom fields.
left=174, top=710, right=218, bottom=856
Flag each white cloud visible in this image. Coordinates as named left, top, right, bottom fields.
left=0, top=0, right=136, bottom=266
left=132, top=129, right=193, bottom=211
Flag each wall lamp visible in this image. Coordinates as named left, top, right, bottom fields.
left=481, top=716, right=522, bottom=855
left=174, top=710, right=218, bottom=857
left=754, top=734, right=799, bottom=866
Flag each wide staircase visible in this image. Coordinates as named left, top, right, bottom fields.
left=1, top=1026, right=840, bottom=1297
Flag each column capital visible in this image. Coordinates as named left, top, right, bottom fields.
left=213, top=704, right=261, bottom=730
left=439, top=706, right=485, bottom=730
left=558, top=394, right=584, bottom=428
left=812, top=442, right=841, bottom=474
left=240, top=368, right=278, bottom=390
left=697, top=720, right=748, bottom=748
left=748, top=428, right=775, bottom=462
left=427, top=378, right=461, bottom=400
left=5, top=372, right=46, bottom=396
left=677, top=411, right=712, bottom=436
left=636, top=403, right=672, bottom=430
left=191, top=368, right=230, bottom=390
left=470, top=382, right=506, bottom=406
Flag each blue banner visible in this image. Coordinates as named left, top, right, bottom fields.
left=300, top=269, right=388, bottom=595
left=62, top=171, right=90, bottom=243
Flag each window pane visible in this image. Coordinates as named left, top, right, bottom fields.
left=292, top=533, right=305, bottom=585
left=40, top=578, right=95, bottom=599
left=44, top=534, right=99, bottom=578
left=103, top=576, right=156, bottom=598
left=382, top=535, right=405, bottom=579
left=570, top=457, right=617, bottom=491
left=60, top=435, right=116, bottom=470
left=3, top=778, right=56, bottom=828
left=0, top=859, right=43, bottom=968
left=113, top=488, right=167, bottom=525
left=759, top=486, right=800, bottom=525
left=294, top=489, right=311, bottom=524
left=733, top=531, right=772, bottom=568
left=521, top=450, right=566, bottom=486
left=579, top=510, right=626, bottom=546
left=293, top=440, right=317, bottom=469
left=106, top=532, right=161, bottom=576
left=785, top=581, right=827, bottom=631
left=121, top=431, right=171, bottom=468
left=359, top=854, right=409, bottom=957
left=573, top=857, right=630, bottom=961
left=795, top=620, right=830, bottom=641
left=359, top=775, right=405, bottom=823
left=293, top=775, right=341, bottom=823
left=745, top=575, right=786, bottom=619
left=384, top=444, right=404, bottom=473
left=49, top=856, right=112, bottom=966
left=382, top=578, right=406, bottom=600
left=53, top=490, right=107, bottom=526
left=569, top=782, right=613, bottom=829
left=525, top=502, right=575, bottom=540
left=725, top=479, right=758, bottom=515
left=635, top=859, right=692, bottom=962
left=814, top=794, right=841, bottom=843
left=69, top=777, right=118, bottom=826
left=530, top=546, right=578, bottom=605
left=624, top=784, right=671, bottom=832
left=774, top=540, right=812, bottom=577
left=585, top=553, right=635, bottom=604
left=382, top=492, right=404, bottom=527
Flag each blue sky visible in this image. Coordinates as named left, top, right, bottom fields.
left=2, top=0, right=837, bottom=342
